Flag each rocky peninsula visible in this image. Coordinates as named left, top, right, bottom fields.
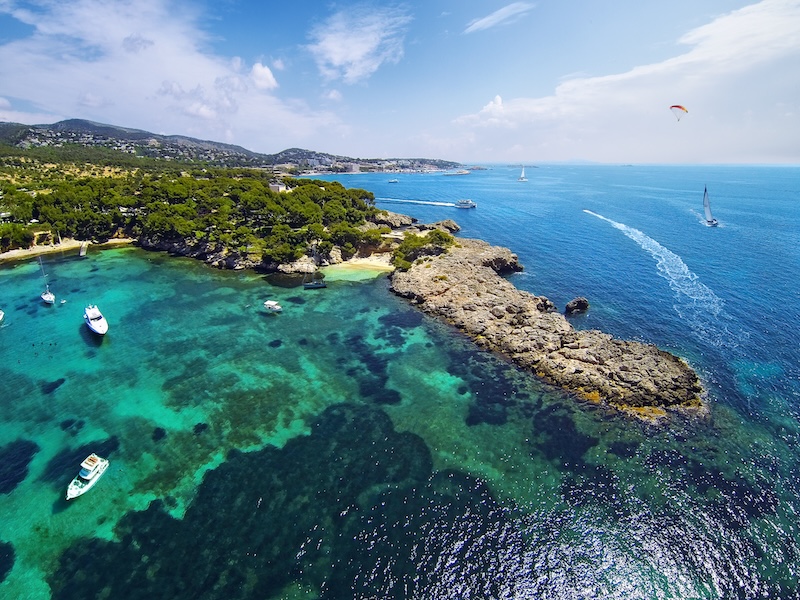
left=389, top=236, right=707, bottom=422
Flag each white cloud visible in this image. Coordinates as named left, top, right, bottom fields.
left=307, top=5, right=413, bottom=84
left=455, top=0, right=800, bottom=162
left=464, top=2, right=535, bottom=34
left=122, top=34, right=154, bottom=53
left=251, top=62, right=278, bottom=90
left=0, top=0, right=344, bottom=152
left=324, top=89, right=343, bottom=102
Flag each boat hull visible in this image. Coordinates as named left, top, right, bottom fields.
left=84, top=305, right=109, bottom=335
left=264, top=301, right=283, bottom=312
left=66, top=458, right=109, bottom=500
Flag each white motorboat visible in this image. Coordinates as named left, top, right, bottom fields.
left=455, top=199, right=477, bottom=209
left=66, top=453, right=109, bottom=500
left=84, top=304, right=109, bottom=335
left=264, top=300, right=283, bottom=312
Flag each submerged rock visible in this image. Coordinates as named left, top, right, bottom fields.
left=0, top=440, right=40, bottom=494
left=0, top=541, right=14, bottom=585
left=390, top=238, right=707, bottom=422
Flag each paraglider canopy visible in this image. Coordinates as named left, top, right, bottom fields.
left=670, top=105, right=688, bottom=121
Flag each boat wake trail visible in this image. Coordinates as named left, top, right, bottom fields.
left=376, top=197, right=455, bottom=207
left=583, top=210, right=737, bottom=348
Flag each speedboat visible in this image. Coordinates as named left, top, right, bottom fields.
left=388, top=178, right=399, bottom=183
left=455, top=199, right=477, bottom=209
left=264, top=300, right=283, bottom=312
left=66, top=453, right=109, bottom=500
left=84, top=304, right=109, bottom=335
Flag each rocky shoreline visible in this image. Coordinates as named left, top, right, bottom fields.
left=3, top=211, right=708, bottom=422
left=389, top=237, right=708, bottom=423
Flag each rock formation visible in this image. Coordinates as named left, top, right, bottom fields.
left=565, top=297, right=589, bottom=315
left=389, top=238, right=707, bottom=422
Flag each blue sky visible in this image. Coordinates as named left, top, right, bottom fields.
left=1, top=0, right=798, bottom=163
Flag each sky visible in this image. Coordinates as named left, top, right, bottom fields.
left=1, top=0, right=799, bottom=164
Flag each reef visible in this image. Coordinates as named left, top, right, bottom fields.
left=389, top=238, right=707, bottom=422
left=0, top=439, right=40, bottom=495
left=0, top=541, right=13, bottom=585
left=47, top=404, right=526, bottom=599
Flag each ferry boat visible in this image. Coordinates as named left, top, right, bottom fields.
left=455, top=199, right=477, bottom=209
left=66, top=453, right=109, bottom=500
left=84, top=304, right=109, bottom=335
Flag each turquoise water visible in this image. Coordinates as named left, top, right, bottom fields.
left=1, top=164, right=799, bottom=598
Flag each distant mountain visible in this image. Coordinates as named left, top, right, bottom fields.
left=0, top=119, right=461, bottom=171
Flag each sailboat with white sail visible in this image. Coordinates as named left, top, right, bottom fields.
left=703, top=186, right=718, bottom=227
left=518, top=166, right=527, bottom=182
left=38, top=257, right=55, bottom=305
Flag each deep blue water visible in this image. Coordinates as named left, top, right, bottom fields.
left=1, top=164, right=799, bottom=599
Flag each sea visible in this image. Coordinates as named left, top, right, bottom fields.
left=0, top=164, right=799, bottom=599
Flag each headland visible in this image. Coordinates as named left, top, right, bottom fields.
left=389, top=236, right=708, bottom=423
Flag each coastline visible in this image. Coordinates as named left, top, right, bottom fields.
left=389, top=237, right=708, bottom=423
left=1, top=227, right=706, bottom=423
left=0, top=238, right=135, bottom=264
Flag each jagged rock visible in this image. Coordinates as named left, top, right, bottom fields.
left=565, top=297, right=590, bottom=315
left=370, top=210, right=415, bottom=228
left=390, top=238, right=707, bottom=422
left=414, top=219, right=460, bottom=233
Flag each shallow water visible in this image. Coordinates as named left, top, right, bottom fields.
left=1, top=164, right=799, bottom=598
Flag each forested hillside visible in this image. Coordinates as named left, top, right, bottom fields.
left=0, top=144, right=386, bottom=264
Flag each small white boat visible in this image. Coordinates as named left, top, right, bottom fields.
left=84, top=304, right=109, bottom=335
left=66, top=453, right=109, bottom=500
left=518, top=166, right=527, bottom=182
left=264, top=300, right=283, bottom=312
left=455, top=199, right=477, bottom=209
left=0, top=309, right=4, bottom=322
left=41, top=285, right=55, bottom=305
left=703, top=186, right=718, bottom=227
left=388, top=178, right=399, bottom=183
left=39, top=257, right=55, bottom=304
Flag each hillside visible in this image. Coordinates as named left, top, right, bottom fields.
left=0, top=119, right=461, bottom=171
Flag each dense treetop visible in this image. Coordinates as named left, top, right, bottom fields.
left=0, top=144, right=388, bottom=262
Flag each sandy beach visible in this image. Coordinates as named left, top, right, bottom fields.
left=322, top=252, right=395, bottom=281
left=0, top=238, right=135, bottom=264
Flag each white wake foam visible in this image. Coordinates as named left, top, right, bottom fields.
left=583, top=210, right=732, bottom=346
